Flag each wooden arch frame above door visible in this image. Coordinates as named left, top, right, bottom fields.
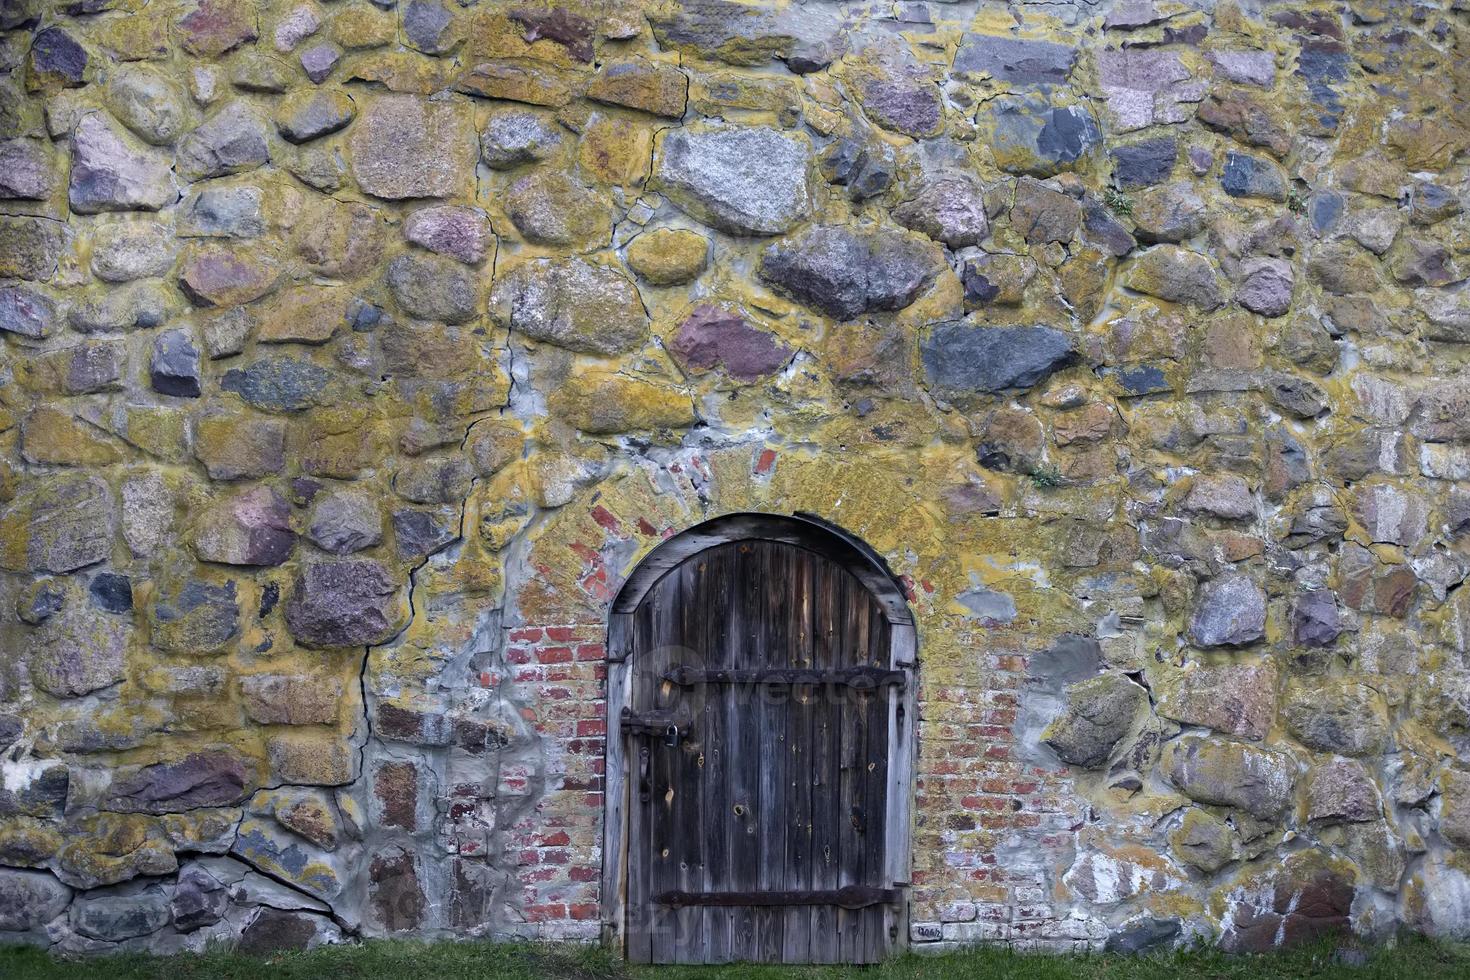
left=600, top=511, right=919, bottom=960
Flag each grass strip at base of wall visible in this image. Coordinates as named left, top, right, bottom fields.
left=4, top=936, right=1470, bottom=980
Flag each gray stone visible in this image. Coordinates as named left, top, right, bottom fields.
left=1222, top=151, right=1287, bottom=202
left=1105, top=917, right=1182, bottom=954
left=920, top=323, right=1075, bottom=394
left=1163, top=735, right=1296, bottom=818
left=954, top=33, right=1075, bottom=86
left=1293, top=590, right=1341, bottom=647
left=0, top=475, right=114, bottom=574
left=1237, top=258, right=1294, bottom=317
left=171, top=866, right=227, bottom=932
left=299, top=43, right=340, bottom=84
left=62, top=340, right=123, bottom=390
left=479, top=109, right=562, bottom=169
left=981, top=94, right=1101, bottom=177
left=285, top=560, right=401, bottom=647
left=350, top=95, right=475, bottom=200
left=91, top=221, right=175, bottom=282
left=0, top=869, right=71, bottom=932
left=1130, top=182, right=1206, bottom=244
left=1042, top=673, right=1147, bottom=768
left=1183, top=473, right=1254, bottom=519
left=28, top=586, right=129, bottom=698
left=1112, top=137, right=1177, bottom=190
left=892, top=171, right=989, bottom=248
left=193, top=486, right=296, bottom=567
left=403, top=0, right=459, bottom=54
left=108, top=752, right=249, bottom=814
left=104, top=67, right=188, bottom=145
left=70, top=888, right=170, bottom=942
left=758, top=225, right=941, bottom=320
left=490, top=258, right=649, bottom=355
left=818, top=137, right=894, bottom=202
left=150, top=329, right=202, bottom=398
left=69, top=113, right=175, bottom=213
left=68, top=282, right=171, bottom=333
left=504, top=170, right=611, bottom=248
left=275, top=89, right=356, bottom=143
left=150, top=578, right=240, bottom=655
left=307, top=490, right=383, bottom=556
left=1157, top=660, right=1277, bottom=741
left=386, top=253, right=480, bottom=324
left=1010, top=176, right=1082, bottom=244
left=393, top=508, right=457, bottom=559
left=0, top=138, right=56, bottom=200
left=1306, top=758, right=1381, bottom=824
left=655, top=124, right=812, bottom=235
left=221, top=358, right=333, bottom=412
left=1083, top=199, right=1137, bottom=257
left=180, top=186, right=264, bottom=239
left=1283, top=681, right=1390, bottom=757
left=1211, top=49, right=1276, bottom=87
left=0, top=283, right=56, bottom=338
left=177, top=102, right=271, bottom=181
left=1189, top=573, right=1266, bottom=647
left=0, top=216, right=64, bottom=281
left=403, top=206, right=493, bottom=264
left=1126, top=245, right=1225, bottom=309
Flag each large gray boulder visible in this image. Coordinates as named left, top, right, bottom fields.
left=758, top=224, right=942, bottom=320
left=921, top=322, right=1075, bottom=393
left=654, top=124, right=812, bottom=235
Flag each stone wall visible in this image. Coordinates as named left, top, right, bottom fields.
left=2, top=0, right=1470, bottom=958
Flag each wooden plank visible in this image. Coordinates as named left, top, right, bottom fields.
left=834, top=575, right=864, bottom=963
left=646, top=573, right=684, bottom=964
left=752, top=543, right=787, bottom=962
left=667, top=559, right=703, bottom=964
left=599, top=638, right=631, bottom=951
left=624, top=603, right=654, bottom=964
left=780, top=549, right=814, bottom=963
left=885, top=624, right=918, bottom=956
left=721, top=542, right=760, bottom=960
left=699, top=549, right=731, bottom=964
left=862, top=608, right=892, bottom=963
left=807, top=558, right=840, bottom=965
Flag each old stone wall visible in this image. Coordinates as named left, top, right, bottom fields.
left=2, top=0, right=1470, bottom=957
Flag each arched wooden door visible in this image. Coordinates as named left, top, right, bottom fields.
left=602, top=514, right=916, bottom=965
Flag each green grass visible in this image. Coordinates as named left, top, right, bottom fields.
left=5, top=935, right=1470, bottom=980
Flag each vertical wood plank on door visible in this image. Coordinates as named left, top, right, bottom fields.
left=698, top=550, right=731, bottom=964
left=724, top=543, right=761, bottom=961
left=781, top=549, right=815, bottom=963
left=667, top=559, right=703, bottom=963
left=807, top=559, right=840, bottom=965
left=754, top=543, right=789, bottom=961
left=625, top=603, right=655, bottom=964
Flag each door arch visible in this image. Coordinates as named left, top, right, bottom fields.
left=601, top=513, right=917, bottom=964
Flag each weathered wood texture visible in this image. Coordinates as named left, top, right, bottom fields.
left=623, top=539, right=897, bottom=964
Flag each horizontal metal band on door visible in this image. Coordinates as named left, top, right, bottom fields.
left=653, top=886, right=901, bottom=910
left=661, top=666, right=907, bottom=689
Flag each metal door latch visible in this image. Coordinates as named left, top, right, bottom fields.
left=620, top=708, right=684, bottom=747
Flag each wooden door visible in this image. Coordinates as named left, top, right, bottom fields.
left=620, top=539, right=902, bottom=964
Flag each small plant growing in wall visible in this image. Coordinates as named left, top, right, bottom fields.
left=1029, top=463, right=1064, bottom=488
left=1287, top=189, right=1308, bottom=215
left=1104, top=189, right=1135, bottom=217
